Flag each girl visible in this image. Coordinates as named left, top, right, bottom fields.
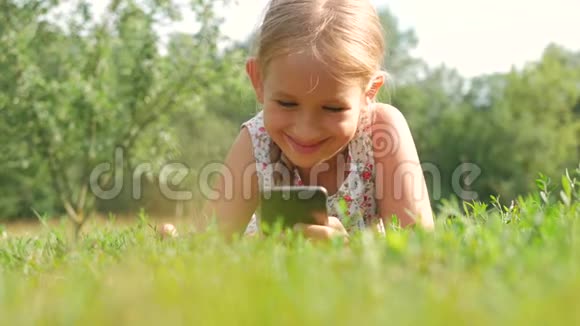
left=199, top=0, right=434, bottom=241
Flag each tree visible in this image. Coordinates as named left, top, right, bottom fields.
left=0, top=0, right=229, bottom=236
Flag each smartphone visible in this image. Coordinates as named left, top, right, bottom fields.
left=260, top=186, right=329, bottom=231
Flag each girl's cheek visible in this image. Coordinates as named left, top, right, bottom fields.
left=264, top=113, right=287, bottom=136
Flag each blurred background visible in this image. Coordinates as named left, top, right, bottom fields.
left=0, top=0, right=578, bottom=227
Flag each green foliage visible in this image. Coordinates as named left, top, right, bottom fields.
left=0, top=0, right=233, bottom=221
left=393, top=44, right=580, bottom=204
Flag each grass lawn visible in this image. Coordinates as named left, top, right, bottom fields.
left=1, top=171, right=579, bottom=325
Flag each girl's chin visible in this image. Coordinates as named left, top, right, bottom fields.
left=283, top=151, right=333, bottom=170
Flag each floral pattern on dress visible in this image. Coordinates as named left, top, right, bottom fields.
left=241, top=109, right=385, bottom=235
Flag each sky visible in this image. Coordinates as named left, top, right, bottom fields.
left=87, top=0, right=580, bottom=79
left=211, top=0, right=580, bottom=78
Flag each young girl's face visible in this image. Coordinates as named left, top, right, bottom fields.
left=261, top=53, right=368, bottom=169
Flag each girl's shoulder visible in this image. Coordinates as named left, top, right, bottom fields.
left=369, top=103, right=413, bottom=145
left=367, top=103, right=415, bottom=163
left=370, top=103, right=409, bottom=128
left=369, top=102, right=419, bottom=168
left=241, top=110, right=266, bottom=134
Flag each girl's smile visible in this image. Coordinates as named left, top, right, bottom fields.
left=283, top=133, right=330, bottom=155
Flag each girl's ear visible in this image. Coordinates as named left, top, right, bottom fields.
left=246, top=57, right=264, bottom=104
left=365, top=72, right=386, bottom=102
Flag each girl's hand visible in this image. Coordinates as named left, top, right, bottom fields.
left=158, top=223, right=179, bottom=239
left=293, top=216, right=349, bottom=243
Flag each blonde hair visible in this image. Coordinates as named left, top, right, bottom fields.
left=253, top=0, right=387, bottom=185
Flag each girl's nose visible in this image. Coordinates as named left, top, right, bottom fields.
left=291, top=113, right=324, bottom=141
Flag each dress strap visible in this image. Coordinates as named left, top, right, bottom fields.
left=348, top=108, right=376, bottom=168
left=240, top=111, right=274, bottom=191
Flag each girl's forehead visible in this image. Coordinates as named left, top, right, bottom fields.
left=264, top=53, right=364, bottom=98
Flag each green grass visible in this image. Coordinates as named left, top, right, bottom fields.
left=1, top=168, right=579, bottom=325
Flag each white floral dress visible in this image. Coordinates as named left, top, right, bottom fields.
left=241, top=109, right=385, bottom=235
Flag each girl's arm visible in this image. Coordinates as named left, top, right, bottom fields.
left=372, top=104, right=434, bottom=229
left=199, top=127, right=260, bottom=238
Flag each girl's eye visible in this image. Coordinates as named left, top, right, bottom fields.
left=276, top=100, right=297, bottom=108
left=275, top=100, right=346, bottom=112
left=324, top=106, right=346, bottom=113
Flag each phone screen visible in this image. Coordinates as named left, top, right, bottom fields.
left=260, top=186, right=328, bottom=231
